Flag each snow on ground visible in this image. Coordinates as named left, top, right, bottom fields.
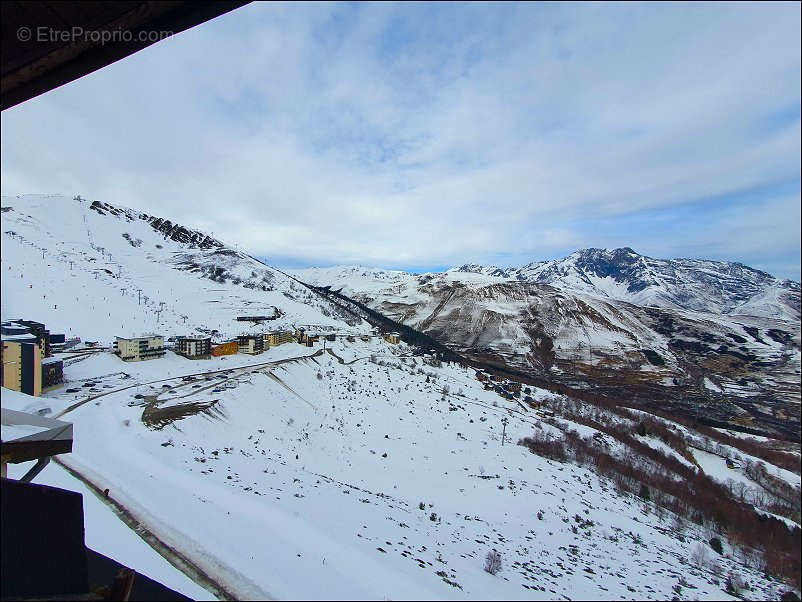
left=625, top=407, right=801, bottom=494
left=5, top=459, right=215, bottom=600
left=2, top=196, right=796, bottom=600
left=19, top=337, right=779, bottom=601
left=712, top=427, right=774, bottom=443
left=1, top=195, right=367, bottom=344
left=690, top=448, right=758, bottom=491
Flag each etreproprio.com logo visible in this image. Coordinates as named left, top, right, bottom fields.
left=16, top=26, right=173, bottom=45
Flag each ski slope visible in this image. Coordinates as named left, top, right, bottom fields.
left=4, top=337, right=787, bottom=600
left=1, top=195, right=367, bottom=343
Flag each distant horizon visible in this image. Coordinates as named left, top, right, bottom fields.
left=2, top=3, right=799, bottom=280
left=267, top=245, right=800, bottom=283
left=3, top=191, right=798, bottom=282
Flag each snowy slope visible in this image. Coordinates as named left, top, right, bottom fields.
left=292, top=264, right=801, bottom=440
left=4, top=455, right=216, bottom=601
left=6, top=336, right=791, bottom=601
left=2, top=195, right=798, bottom=599
left=1, top=195, right=368, bottom=342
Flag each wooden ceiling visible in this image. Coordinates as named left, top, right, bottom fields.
left=1, top=1, right=250, bottom=110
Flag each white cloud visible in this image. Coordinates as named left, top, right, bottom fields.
left=1, top=2, right=799, bottom=278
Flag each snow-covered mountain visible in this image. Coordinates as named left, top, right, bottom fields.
left=2, top=196, right=800, bottom=599
left=450, top=248, right=800, bottom=321
left=292, top=258, right=801, bottom=441
left=5, top=338, right=799, bottom=600
left=1, top=194, right=368, bottom=342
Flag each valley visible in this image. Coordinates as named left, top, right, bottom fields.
left=2, top=194, right=800, bottom=601
left=293, top=261, right=801, bottom=442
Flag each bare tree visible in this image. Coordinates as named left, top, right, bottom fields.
left=484, top=550, right=502, bottom=575
left=691, top=542, right=709, bottom=569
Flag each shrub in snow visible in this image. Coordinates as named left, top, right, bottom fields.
left=725, top=571, right=745, bottom=595
left=709, top=536, right=723, bottom=555
left=484, top=550, right=502, bottom=575
left=691, top=542, right=709, bottom=569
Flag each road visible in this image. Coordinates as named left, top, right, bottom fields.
left=55, top=348, right=329, bottom=419
left=47, top=343, right=541, bottom=600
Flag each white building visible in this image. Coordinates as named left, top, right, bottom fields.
left=113, top=335, right=165, bottom=362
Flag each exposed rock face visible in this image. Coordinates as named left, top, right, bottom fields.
left=90, top=199, right=224, bottom=249
left=453, top=247, right=800, bottom=320
left=143, top=216, right=223, bottom=250
left=293, top=260, right=801, bottom=439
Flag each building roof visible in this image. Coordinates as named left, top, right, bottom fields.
left=1, top=1, right=250, bottom=111
left=115, top=334, right=163, bottom=341
left=2, top=319, right=38, bottom=336
left=1, top=333, right=39, bottom=343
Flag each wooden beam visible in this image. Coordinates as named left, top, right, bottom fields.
left=2, top=1, right=250, bottom=110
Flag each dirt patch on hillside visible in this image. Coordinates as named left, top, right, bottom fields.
left=143, top=400, right=224, bottom=430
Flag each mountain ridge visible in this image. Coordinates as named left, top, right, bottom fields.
left=1, top=194, right=367, bottom=342
left=305, top=247, right=799, bottom=321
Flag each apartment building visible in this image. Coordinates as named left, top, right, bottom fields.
left=263, top=330, right=293, bottom=348
left=237, top=335, right=264, bottom=355
left=113, top=335, right=165, bottom=362
left=1, top=319, right=65, bottom=396
left=176, top=336, right=211, bottom=359
left=383, top=333, right=401, bottom=345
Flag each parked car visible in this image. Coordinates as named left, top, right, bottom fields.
left=66, top=388, right=80, bottom=393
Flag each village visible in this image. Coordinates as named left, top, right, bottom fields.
left=1, top=315, right=537, bottom=412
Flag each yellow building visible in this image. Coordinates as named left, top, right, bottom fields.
left=263, top=330, right=293, bottom=348
left=383, top=333, right=400, bottom=344
left=1, top=340, right=42, bottom=397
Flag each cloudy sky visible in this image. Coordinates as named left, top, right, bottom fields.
left=2, top=2, right=800, bottom=279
